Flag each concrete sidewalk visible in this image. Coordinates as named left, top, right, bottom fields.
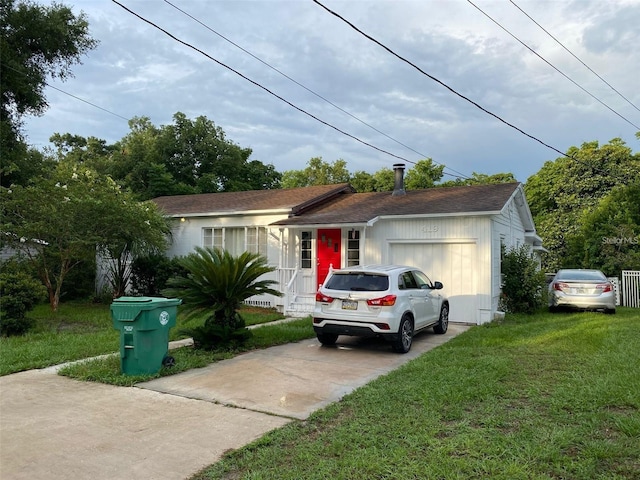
left=0, top=324, right=469, bottom=480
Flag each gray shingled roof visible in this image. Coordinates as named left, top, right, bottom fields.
left=152, top=182, right=521, bottom=225
left=153, top=183, right=354, bottom=216
left=271, top=182, right=521, bottom=226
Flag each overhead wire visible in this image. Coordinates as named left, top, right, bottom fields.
left=311, top=0, right=630, bottom=183
left=162, top=1, right=470, bottom=181
left=112, top=0, right=471, bottom=179
left=509, top=0, right=640, bottom=114
left=466, top=0, right=640, bottom=130
left=2, top=63, right=130, bottom=122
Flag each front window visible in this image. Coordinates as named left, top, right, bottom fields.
left=246, top=227, right=268, bottom=256
left=301, top=231, right=312, bottom=269
left=203, top=226, right=267, bottom=256
left=203, top=227, right=223, bottom=250
left=347, top=229, right=360, bottom=266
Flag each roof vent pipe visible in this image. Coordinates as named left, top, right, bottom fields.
left=392, top=163, right=406, bottom=196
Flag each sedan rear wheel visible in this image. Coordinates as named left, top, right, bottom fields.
left=433, top=303, right=449, bottom=334
left=392, top=314, right=413, bottom=353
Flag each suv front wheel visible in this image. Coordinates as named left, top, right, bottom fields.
left=392, top=314, right=413, bottom=353
left=433, top=303, right=449, bottom=334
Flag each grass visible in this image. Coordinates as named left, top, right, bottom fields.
left=58, top=318, right=315, bottom=386
left=192, top=308, right=640, bottom=480
left=0, top=302, right=297, bottom=376
left=3, top=302, right=639, bottom=478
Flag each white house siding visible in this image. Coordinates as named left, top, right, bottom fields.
left=491, top=201, right=528, bottom=315
left=360, top=215, right=495, bottom=325
left=166, top=213, right=287, bottom=259
left=166, top=213, right=290, bottom=309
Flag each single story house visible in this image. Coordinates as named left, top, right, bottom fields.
left=153, top=164, right=543, bottom=325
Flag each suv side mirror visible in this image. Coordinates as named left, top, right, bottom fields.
left=432, top=281, right=444, bottom=290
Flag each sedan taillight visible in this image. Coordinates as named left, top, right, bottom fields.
left=367, top=295, right=397, bottom=307
left=316, top=292, right=335, bottom=303
left=553, top=282, right=569, bottom=291
left=597, top=283, right=612, bottom=293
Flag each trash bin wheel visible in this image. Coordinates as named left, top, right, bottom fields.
left=162, top=355, right=176, bottom=368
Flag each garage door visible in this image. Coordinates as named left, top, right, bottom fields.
left=389, top=242, right=476, bottom=323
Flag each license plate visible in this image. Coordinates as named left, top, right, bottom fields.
left=342, top=300, right=358, bottom=310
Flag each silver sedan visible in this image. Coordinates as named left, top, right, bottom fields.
left=548, top=269, right=616, bottom=314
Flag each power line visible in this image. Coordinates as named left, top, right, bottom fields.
left=466, top=0, right=640, bottom=130
left=311, top=0, right=573, bottom=160
left=1, top=63, right=130, bottom=122
left=310, top=0, right=630, bottom=183
left=162, top=0, right=470, bottom=180
left=509, top=0, right=640, bottom=114
left=112, top=0, right=471, bottom=179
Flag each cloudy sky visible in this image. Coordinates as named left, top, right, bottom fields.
left=23, top=0, right=640, bottom=183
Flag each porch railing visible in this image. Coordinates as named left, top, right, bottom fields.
left=279, top=267, right=297, bottom=315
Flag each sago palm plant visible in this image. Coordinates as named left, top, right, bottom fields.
left=163, top=247, right=282, bottom=349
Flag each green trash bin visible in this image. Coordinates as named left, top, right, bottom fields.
left=111, top=296, right=182, bottom=375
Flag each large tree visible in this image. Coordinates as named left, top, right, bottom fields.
left=350, top=168, right=394, bottom=192
left=0, top=0, right=97, bottom=187
left=439, top=172, right=517, bottom=187
left=66, top=113, right=282, bottom=199
left=282, top=158, right=445, bottom=191
left=0, top=161, right=169, bottom=310
left=281, top=157, right=350, bottom=188
left=565, top=182, right=640, bottom=275
left=404, top=158, right=444, bottom=189
left=525, top=137, right=640, bottom=272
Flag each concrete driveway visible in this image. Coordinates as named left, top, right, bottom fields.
left=0, top=324, right=469, bottom=480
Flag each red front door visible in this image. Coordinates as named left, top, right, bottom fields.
left=317, top=228, right=341, bottom=287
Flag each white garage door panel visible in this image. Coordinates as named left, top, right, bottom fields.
left=389, top=243, right=476, bottom=324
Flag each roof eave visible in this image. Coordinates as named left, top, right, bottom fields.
left=167, top=208, right=292, bottom=219
left=369, top=210, right=503, bottom=225
left=270, top=221, right=370, bottom=229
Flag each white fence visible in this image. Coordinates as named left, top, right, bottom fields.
left=622, top=270, right=640, bottom=308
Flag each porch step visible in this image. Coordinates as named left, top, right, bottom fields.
left=287, top=294, right=315, bottom=317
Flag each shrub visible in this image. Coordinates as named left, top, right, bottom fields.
left=0, top=268, right=47, bottom=336
left=163, top=247, right=282, bottom=350
left=130, top=253, right=186, bottom=296
left=500, top=245, right=547, bottom=314
left=181, top=316, right=253, bottom=351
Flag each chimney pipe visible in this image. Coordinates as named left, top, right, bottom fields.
left=392, top=163, right=406, bottom=196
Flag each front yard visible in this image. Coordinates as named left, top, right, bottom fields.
left=0, top=303, right=310, bottom=377
left=1, top=304, right=638, bottom=478
left=197, top=309, right=639, bottom=479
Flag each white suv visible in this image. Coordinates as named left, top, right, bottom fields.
left=313, top=265, right=449, bottom=353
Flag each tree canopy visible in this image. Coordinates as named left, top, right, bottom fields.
left=49, top=113, right=283, bottom=200
left=280, top=157, right=350, bottom=189
left=0, top=161, right=169, bottom=310
left=281, top=157, right=448, bottom=192
left=524, top=137, right=640, bottom=274
left=0, top=0, right=97, bottom=187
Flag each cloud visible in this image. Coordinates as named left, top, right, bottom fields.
left=22, top=0, right=640, bottom=183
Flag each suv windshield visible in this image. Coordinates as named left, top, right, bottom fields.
left=324, top=273, right=389, bottom=291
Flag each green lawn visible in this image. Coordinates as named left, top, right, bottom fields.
left=0, top=302, right=291, bottom=376
left=2, top=303, right=639, bottom=479
left=193, top=308, right=640, bottom=480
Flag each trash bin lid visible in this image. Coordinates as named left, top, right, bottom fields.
left=112, top=296, right=157, bottom=304
left=111, top=296, right=182, bottom=308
